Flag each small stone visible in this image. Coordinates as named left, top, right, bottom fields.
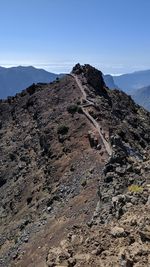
left=24, top=237, right=29, bottom=243
left=70, top=165, right=75, bottom=172
left=119, top=252, right=133, bottom=267
left=71, top=234, right=83, bottom=245
left=125, top=203, right=133, bottom=208
left=67, top=257, right=76, bottom=267
left=47, top=206, right=52, bottom=212
left=104, top=172, right=113, bottom=183
left=130, top=197, right=138, bottom=205
left=47, top=261, right=55, bottom=267
left=139, top=230, right=150, bottom=242
left=116, top=166, right=126, bottom=175
left=89, top=167, right=94, bottom=174
left=91, top=246, right=103, bottom=256
left=12, top=251, right=19, bottom=260
left=146, top=196, right=150, bottom=205
left=111, top=226, right=126, bottom=237
left=96, top=144, right=102, bottom=150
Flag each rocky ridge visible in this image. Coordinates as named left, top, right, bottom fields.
left=0, top=64, right=150, bottom=266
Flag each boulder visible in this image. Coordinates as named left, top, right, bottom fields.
left=111, top=226, right=126, bottom=237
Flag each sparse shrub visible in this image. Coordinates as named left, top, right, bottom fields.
left=20, top=90, right=27, bottom=97
left=57, top=125, right=69, bottom=135
left=7, top=96, right=12, bottom=104
left=76, top=100, right=81, bottom=105
left=26, top=83, right=36, bottom=95
left=67, top=104, right=83, bottom=115
left=26, top=196, right=32, bottom=205
left=77, top=106, right=83, bottom=113
left=67, top=104, right=78, bottom=114
left=128, top=184, right=143, bottom=193
left=55, top=77, right=59, bottom=82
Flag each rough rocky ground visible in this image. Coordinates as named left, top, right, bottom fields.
left=0, top=64, right=150, bottom=266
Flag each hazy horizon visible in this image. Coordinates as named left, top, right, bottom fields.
left=1, top=63, right=150, bottom=76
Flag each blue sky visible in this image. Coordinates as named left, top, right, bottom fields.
left=0, top=0, right=150, bottom=74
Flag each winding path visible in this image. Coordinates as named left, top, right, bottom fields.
left=71, top=73, right=112, bottom=156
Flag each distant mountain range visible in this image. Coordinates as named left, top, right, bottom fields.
left=112, top=69, right=150, bottom=94
left=0, top=65, right=150, bottom=111
left=103, top=70, right=150, bottom=111
left=132, top=85, right=150, bottom=111
left=0, top=66, right=62, bottom=99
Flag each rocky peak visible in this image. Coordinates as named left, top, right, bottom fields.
left=72, top=63, right=109, bottom=101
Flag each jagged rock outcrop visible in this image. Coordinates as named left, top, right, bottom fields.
left=72, top=63, right=108, bottom=98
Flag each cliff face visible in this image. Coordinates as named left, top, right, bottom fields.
left=103, top=74, right=118, bottom=89
left=72, top=63, right=107, bottom=97
left=72, top=64, right=105, bottom=88
left=0, top=64, right=150, bottom=267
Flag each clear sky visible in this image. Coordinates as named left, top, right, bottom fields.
left=0, top=0, right=150, bottom=74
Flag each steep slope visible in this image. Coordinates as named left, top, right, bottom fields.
left=132, top=85, right=150, bottom=111
left=0, top=66, right=62, bottom=99
left=113, top=69, right=150, bottom=94
left=0, top=64, right=150, bottom=267
left=103, top=74, right=118, bottom=89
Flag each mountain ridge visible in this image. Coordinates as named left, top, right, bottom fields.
left=113, top=69, right=150, bottom=93
left=0, top=65, right=62, bottom=99
left=0, top=63, right=150, bottom=266
left=0, top=65, right=150, bottom=112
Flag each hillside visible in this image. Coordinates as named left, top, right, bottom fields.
left=0, top=64, right=150, bottom=267
left=113, top=69, right=150, bottom=94
left=132, top=85, right=150, bottom=111
left=0, top=66, right=62, bottom=99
